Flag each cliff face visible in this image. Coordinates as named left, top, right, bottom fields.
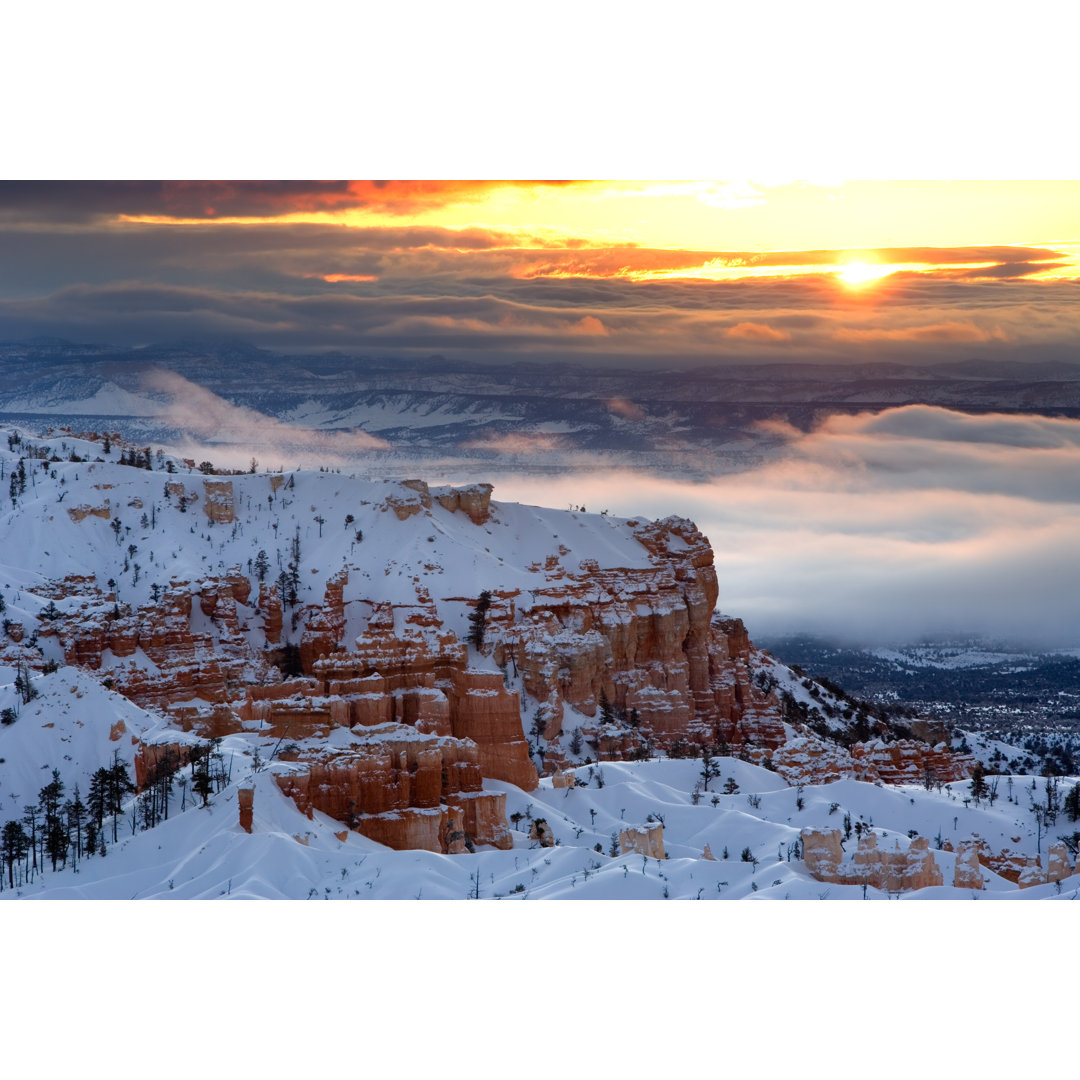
left=273, top=728, right=512, bottom=853
left=35, top=485, right=972, bottom=855
left=803, top=828, right=1075, bottom=893
left=489, top=516, right=784, bottom=755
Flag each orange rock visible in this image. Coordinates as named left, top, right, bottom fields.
left=803, top=828, right=943, bottom=892
left=953, top=840, right=984, bottom=889
left=202, top=480, right=235, bottom=523
left=619, top=823, right=665, bottom=860
left=238, top=788, right=254, bottom=833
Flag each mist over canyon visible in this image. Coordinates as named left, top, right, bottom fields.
left=2, top=339, right=1076, bottom=649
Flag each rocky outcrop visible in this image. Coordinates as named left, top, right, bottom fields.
left=1013, top=842, right=1074, bottom=889
left=202, top=480, right=235, bottom=523
left=432, top=482, right=493, bottom=525
left=619, top=823, right=665, bottom=860
left=953, top=840, right=984, bottom=889
left=238, top=787, right=254, bottom=833
left=801, top=828, right=845, bottom=880
left=273, top=727, right=512, bottom=853
left=850, top=740, right=972, bottom=786
left=1046, top=842, right=1073, bottom=885
left=801, top=828, right=943, bottom=892
left=772, top=734, right=972, bottom=787
left=380, top=480, right=493, bottom=525
left=492, top=517, right=780, bottom=754
left=35, top=483, right=975, bottom=858
left=67, top=501, right=111, bottom=523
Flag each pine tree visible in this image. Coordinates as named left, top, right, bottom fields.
left=598, top=687, right=614, bottom=725
left=1064, top=783, right=1080, bottom=823
left=105, top=756, right=136, bottom=842
left=699, top=746, right=721, bottom=792
left=970, top=763, right=989, bottom=806
left=38, top=769, right=67, bottom=871
left=1, top=821, right=29, bottom=888
left=466, top=591, right=492, bottom=650
left=253, top=549, right=270, bottom=582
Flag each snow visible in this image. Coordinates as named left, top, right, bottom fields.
left=0, top=426, right=1077, bottom=900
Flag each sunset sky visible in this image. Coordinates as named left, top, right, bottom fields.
left=1, top=179, right=1078, bottom=366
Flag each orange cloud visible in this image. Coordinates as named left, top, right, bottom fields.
left=607, top=397, right=646, bottom=420
left=726, top=321, right=792, bottom=343
left=571, top=315, right=609, bottom=336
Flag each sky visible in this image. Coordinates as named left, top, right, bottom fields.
left=1, top=179, right=1078, bottom=366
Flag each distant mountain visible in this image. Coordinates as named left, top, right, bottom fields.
left=1, top=340, right=1079, bottom=479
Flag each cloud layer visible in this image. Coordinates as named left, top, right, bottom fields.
left=486, top=407, right=1080, bottom=647
left=141, top=369, right=389, bottom=466
left=0, top=181, right=1076, bottom=366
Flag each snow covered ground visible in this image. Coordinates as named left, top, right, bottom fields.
left=1, top=425, right=1077, bottom=901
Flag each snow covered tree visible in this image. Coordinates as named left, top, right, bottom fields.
left=253, top=549, right=270, bottom=582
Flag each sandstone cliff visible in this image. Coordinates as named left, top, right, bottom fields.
left=34, top=478, right=973, bottom=856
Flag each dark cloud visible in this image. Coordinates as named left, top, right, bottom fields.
left=0, top=192, right=1076, bottom=366
left=0, top=181, right=581, bottom=223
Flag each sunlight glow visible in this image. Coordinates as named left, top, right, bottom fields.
left=836, top=261, right=894, bottom=286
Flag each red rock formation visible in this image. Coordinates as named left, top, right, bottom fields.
left=801, top=828, right=944, bottom=892
left=202, top=480, right=235, bottom=523
left=298, top=567, right=348, bottom=670
left=619, top=823, right=665, bottom=860
left=67, top=501, right=111, bottom=523
left=257, top=582, right=283, bottom=643
left=1046, top=841, right=1073, bottom=884
left=801, top=827, right=845, bottom=880
left=850, top=740, right=972, bottom=785
left=273, top=729, right=511, bottom=852
left=238, top=787, right=254, bottom=833
left=36, top=488, right=977, bottom=858
left=953, top=840, right=984, bottom=889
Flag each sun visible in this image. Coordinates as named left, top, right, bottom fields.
left=836, top=261, right=893, bottom=287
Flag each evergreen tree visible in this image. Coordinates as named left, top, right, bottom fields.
left=1, top=820, right=29, bottom=888
left=466, top=591, right=492, bottom=650
left=38, top=769, right=67, bottom=871
left=65, top=785, right=86, bottom=865
left=253, top=549, right=270, bottom=582
left=100, top=756, right=136, bottom=843
left=969, top=763, right=989, bottom=806
left=598, top=687, right=614, bottom=725
left=1064, top=783, right=1080, bottom=823
left=699, top=745, right=721, bottom=792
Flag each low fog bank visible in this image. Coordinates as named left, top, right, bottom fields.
left=486, top=406, right=1080, bottom=650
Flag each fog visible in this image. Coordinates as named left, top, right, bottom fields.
left=484, top=406, right=1080, bottom=648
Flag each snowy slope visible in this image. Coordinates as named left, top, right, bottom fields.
left=0, top=425, right=1076, bottom=900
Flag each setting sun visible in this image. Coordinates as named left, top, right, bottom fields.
left=837, top=261, right=894, bottom=286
